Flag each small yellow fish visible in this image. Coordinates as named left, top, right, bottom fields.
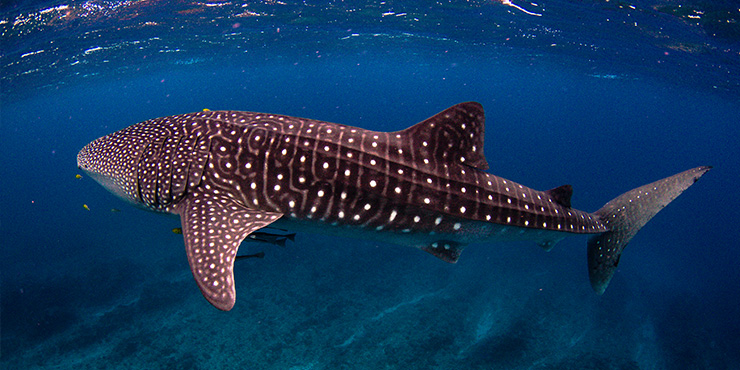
left=172, top=227, right=183, bottom=234
left=202, top=108, right=210, bottom=112
left=83, top=204, right=90, bottom=211
left=75, top=174, right=82, bottom=179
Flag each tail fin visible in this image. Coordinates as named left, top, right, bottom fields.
left=588, top=166, right=712, bottom=294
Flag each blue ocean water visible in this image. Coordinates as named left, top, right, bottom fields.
left=1, top=1, right=739, bottom=369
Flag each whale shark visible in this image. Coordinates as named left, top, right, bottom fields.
left=77, top=102, right=710, bottom=310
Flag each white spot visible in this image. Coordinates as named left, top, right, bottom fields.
left=435, top=216, right=443, bottom=225
left=338, top=211, right=345, bottom=218
left=507, top=216, right=511, bottom=223
left=453, top=223, right=461, bottom=230
left=394, top=187, right=402, bottom=194
left=318, top=190, right=325, bottom=197
left=289, top=200, right=296, bottom=208
left=369, top=180, right=377, bottom=187
left=389, top=210, right=398, bottom=222
left=460, top=206, right=466, bottom=213
left=323, top=162, right=329, bottom=169
left=274, top=185, right=281, bottom=191
left=345, top=169, right=351, bottom=176
left=413, top=216, right=421, bottom=223
left=364, top=203, right=372, bottom=210
left=424, top=198, right=431, bottom=204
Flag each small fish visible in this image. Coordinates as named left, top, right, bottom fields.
left=247, top=231, right=297, bottom=247
left=75, top=174, right=82, bottom=179
left=172, top=227, right=183, bottom=234
left=111, top=208, right=121, bottom=212
left=83, top=204, right=90, bottom=211
left=255, top=231, right=296, bottom=242
left=235, top=251, right=265, bottom=260
left=247, top=235, right=286, bottom=247
left=202, top=108, right=210, bottom=112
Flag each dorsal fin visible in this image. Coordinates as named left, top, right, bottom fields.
left=546, top=184, right=573, bottom=208
left=396, top=102, right=489, bottom=170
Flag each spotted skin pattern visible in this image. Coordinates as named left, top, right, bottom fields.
left=78, top=102, right=710, bottom=310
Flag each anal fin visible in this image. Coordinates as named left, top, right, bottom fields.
left=419, top=241, right=466, bottom=263
left=177, top=191, right=283, bottom=310
left=537, top=238, right=564, bottom=252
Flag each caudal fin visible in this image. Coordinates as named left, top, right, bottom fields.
left=588, top=166, right=712, bottom=294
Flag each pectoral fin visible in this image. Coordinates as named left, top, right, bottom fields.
left=177, top=191, right=282, bottom=310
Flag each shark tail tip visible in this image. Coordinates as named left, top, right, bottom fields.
left=587, top=166, right=711, bottom=294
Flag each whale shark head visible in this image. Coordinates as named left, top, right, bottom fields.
left=77, top=131, right=144, bottom=207
left=77, top=114, right=211, bottom=212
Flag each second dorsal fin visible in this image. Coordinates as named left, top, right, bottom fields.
left=546, top=184, right=573, bottom=208
left=396, top=102, right=489, bottom=171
